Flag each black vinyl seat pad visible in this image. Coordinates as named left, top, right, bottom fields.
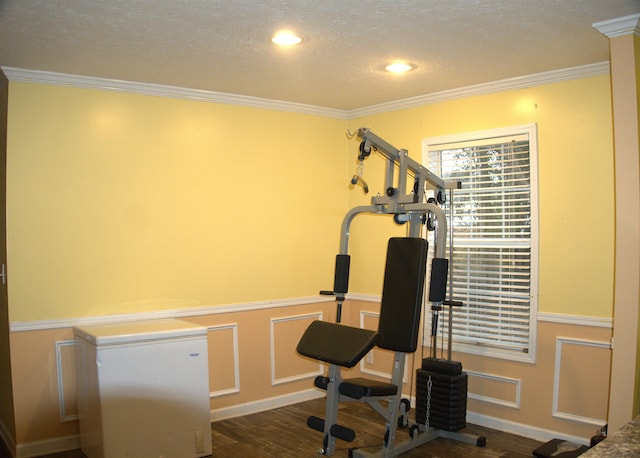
left=339, top=377, right=398, bottom=399
left=297, top=320, right=379, bottom=368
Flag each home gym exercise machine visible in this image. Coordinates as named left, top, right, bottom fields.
left=297, top=128, right=486, bottom=457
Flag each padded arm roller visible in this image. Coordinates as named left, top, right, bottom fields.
left=428, top=257, right=449, bottom=303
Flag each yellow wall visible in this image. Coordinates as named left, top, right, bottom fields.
left=347, top=75, right=615, bottom=319
left=6, top=83, right=348, bottom=322
left=6, top=75, right=615, bottom=322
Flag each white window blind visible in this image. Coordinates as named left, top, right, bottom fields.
left=423, top=124, right=538, bottom=362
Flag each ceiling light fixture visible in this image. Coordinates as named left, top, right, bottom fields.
left=271, top=31, right=302, bottom=46
left=385, top=62, right=416, bottom=73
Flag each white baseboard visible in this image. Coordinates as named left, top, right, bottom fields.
left=466, top=411, right=591, bottom=446
left=210, top=389, right=592, bottom=447
left=404, top=395, right=592, bottom=447
left=211, top=388, right=325, bottom=422
left=15, top=434, right=80, bottom=458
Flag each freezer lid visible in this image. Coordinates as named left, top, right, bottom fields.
left=73, top=318, right=207, bottom=345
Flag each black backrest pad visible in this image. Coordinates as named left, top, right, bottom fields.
left=378, top=237, right=429, bottom=352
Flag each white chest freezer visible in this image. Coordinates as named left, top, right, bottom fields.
left=74, top=318, right=212, bottom=458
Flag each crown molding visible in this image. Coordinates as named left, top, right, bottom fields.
left=346, top=61, right=611, bottom=118
left=0, top=66, right=349, bottom=120
left=3, top=62, right=610, bottom=120
left=593, top=13, right=640, bottom=38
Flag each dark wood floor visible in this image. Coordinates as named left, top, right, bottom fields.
left=209, top=398, right=543, bottom=457
left=3, top=397, right=544, bottom=457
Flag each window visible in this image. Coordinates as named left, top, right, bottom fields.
left=423, top=124, right=538, bottom=363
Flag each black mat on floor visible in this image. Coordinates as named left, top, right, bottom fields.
left=532, top=439, right=589, bottom=457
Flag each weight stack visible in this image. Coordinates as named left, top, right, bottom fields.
left=415, top=358, right=467, bottom=431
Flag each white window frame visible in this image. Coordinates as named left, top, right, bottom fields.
left=422, top=124, right=539, bottom=363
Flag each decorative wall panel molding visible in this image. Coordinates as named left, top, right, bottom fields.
left=552, top=336, right=611, bottom=426
left=208, top=324, right=240, bottom=397
left=270, top=313, right=323, bottom=385
left=54, top=340, right=78, bottom=422
left=466, top=370, right=521, bottom=409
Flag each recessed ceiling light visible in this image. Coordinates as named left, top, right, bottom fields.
left=271, top=31, right=303, bottom=46
left=385, top=62, right=416, bottom=73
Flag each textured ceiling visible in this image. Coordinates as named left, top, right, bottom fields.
left=1, top=0, right=639, bottom=110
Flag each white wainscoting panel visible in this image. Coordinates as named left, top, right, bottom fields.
left=270, top=313, right=323, bottom=385
left=466, top=370, right=521, bottom=409
left=207, top=324, right=240, bottom=397
left=552, top=336, right=611, bottom=426
left=54, top=339, right=78, bottom=422
left=358, top=311, right=409, bottom=383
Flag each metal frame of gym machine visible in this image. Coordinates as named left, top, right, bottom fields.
left=333, top=127, right=448, bottom=319
left=319, top=128, right=483, bottom=457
